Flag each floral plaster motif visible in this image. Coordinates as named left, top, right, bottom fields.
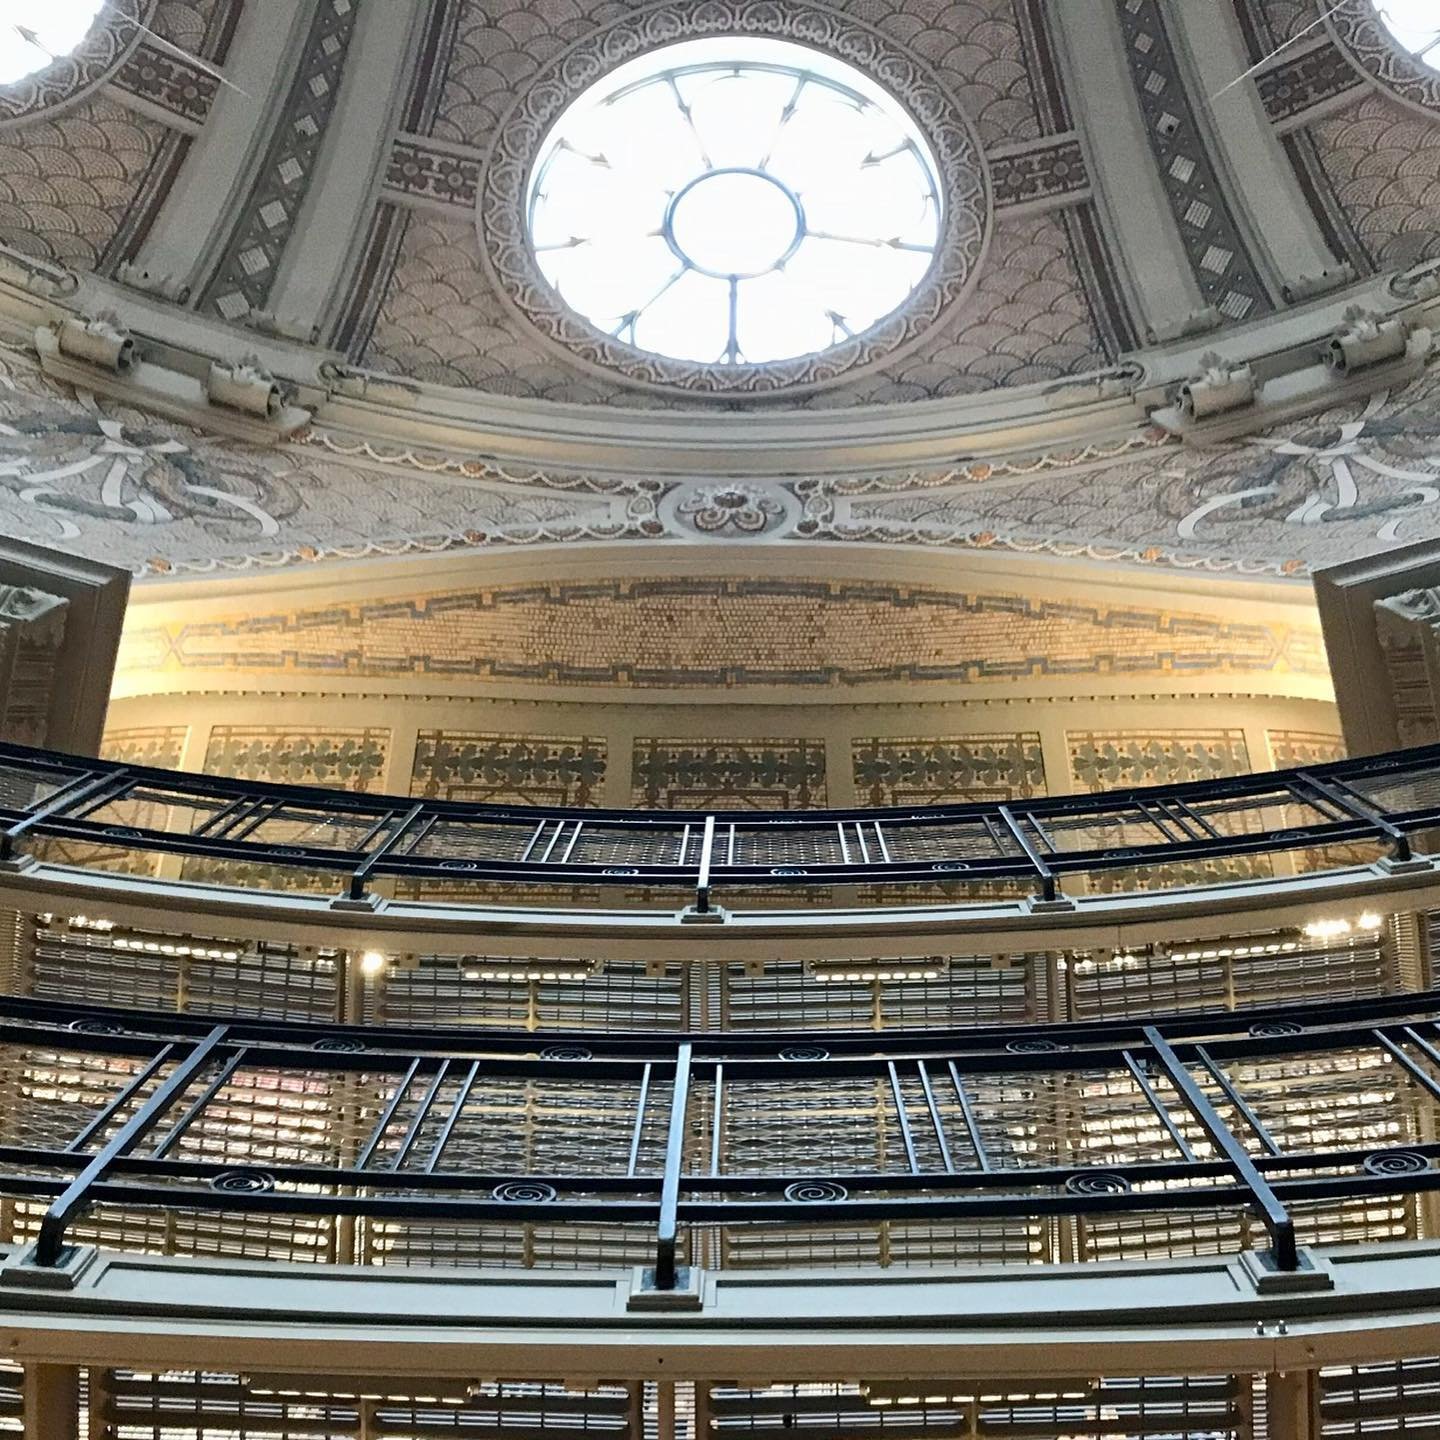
left=667, top=482, right=795, bottom=539
left=801, top=364, right=1440, bottom=576
left=7, top=339, right=1440, bottom=580
left=0, top=348, right=654, bottom=575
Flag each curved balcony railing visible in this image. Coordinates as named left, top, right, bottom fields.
left=6, top=989, right=1440, bottom=1288
left=0, top=742, right=1438, bottom=912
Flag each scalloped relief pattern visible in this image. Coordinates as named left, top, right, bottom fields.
left=0, top=95, right=164, bottom=270
left=1309, top=90, right=1440, bottom=269
left=477, top=0, right=992, bottom=397
left=433, top=0, right=1039, bottom=151
left=0, top=0, right=149, bottom=128
left=363, top=210, right=1106, bottom=405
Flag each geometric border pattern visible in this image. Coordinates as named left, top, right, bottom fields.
left=1114, top=0, right=1274, bottom=324
left=478, top=0, right=992, bottom=398
left=199, top=0, right=365, bottom=321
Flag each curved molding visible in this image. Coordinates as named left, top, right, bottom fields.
left=4, top=1238, right=1440, bottom=1376
left=3, top=852, right=1437, bottom=963
left=0, top=0, right=151, bottom=129
left=1328, top=0, right=1440, bottom=121
left=477, top=0, right=991, bottom=399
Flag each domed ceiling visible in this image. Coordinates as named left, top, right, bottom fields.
left=0, top=0, right=1436, bottom=580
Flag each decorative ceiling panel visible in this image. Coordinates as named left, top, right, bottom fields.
left=1309, top=91, right=1440, bottom=270
left=362, top=208, right=1108, bottom=405
left=0, top=97, right=165, bottom=271
left=5, top=340, right=1440, bottom=581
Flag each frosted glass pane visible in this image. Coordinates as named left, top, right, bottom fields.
left=526, top=37, right=944, bottom=366
left=1375, top=0, right=1440, bottom=62
left=0, top=1, right=105, bottom=84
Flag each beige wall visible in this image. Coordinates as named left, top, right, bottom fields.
left=103, top=542, right=1342, bottom=808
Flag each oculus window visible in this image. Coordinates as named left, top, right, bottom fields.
left=525, top=37, right=943, bottom=366
left=1374, top=0, right=1440, bottom=67
left=0, top=2, right=106, bottom=84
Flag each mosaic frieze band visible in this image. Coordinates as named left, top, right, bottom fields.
left=114, top=579, right=1330, bottom=690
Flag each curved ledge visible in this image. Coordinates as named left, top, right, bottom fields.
left=2, top=1240, right=1439, bottom=1379
left=2, top=850, right=1438, bottom=960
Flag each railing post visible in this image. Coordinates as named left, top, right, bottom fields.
left=1141, top=1026, right=1297, bottom=1270
left=1294, top=771, right=1416, bottom=863
left=654, top=1042, right=693, bottom=1289
left=34, top=1025, right=230, bottom=1266
left=347, top=803, right=428, bottom=900
left=695, top=815, right=716, bottom=913
left=998, top=805, right=1059, bottom=903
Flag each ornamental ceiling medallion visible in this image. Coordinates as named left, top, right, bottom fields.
left=478, top=0, right=992, bottom=398
left=0, top=0, right=149, bottom=129
left=1329, top=0, right=1440, bottom=117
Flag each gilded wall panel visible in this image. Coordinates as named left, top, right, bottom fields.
left=1066, top=730, right=1252, bottom=791
left=1267, top=730, right=1347, bottom=770
left=203, top=726, right=390, bottom=792
left=1066, top=729, right=1258, bottom=893
left=101, top=725, right=188, bottom=770
left=852, top=734, right=1046, bottom=807
left=410, top=730, right=606, bottom=806
left=632, top=738, right=827, bottom=811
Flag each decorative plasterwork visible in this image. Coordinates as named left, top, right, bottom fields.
left=199, top=0, right=365, bottom=322
left=987, top=136, right=1089, bottom=212
left=1328, top=0, right=1440, bottom=118
left=386, top=131, right=1086, bottom=221
left=0, top=346, right=660, bottom=575
left=6, top=314, right=1440, bottom=581
left=1114, top=0, right=1274, bottom=325
left=0, top=0, right=150, bottom=129
left=111, top=39, right=222, bottom=128
left=1255, top=38, right=1365, bottom=129
left=476, top=0, right=992, bottom=398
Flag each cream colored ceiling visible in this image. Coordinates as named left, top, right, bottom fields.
left=0, top=0, right=1437, bottom=585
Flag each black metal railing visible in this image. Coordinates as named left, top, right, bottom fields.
left=0, top=742, right=1438, bottom=909
left=7, top=990, right=1440, bottom=1284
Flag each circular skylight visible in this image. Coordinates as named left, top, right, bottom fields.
left=525, top=37, right=943, bottom=367
left=1374, top=0, right=1440, bottom=67
left=0, top=2, right=107, bottom=86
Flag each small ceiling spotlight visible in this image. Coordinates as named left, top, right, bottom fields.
left=359, top=949, right=389, bottom=978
